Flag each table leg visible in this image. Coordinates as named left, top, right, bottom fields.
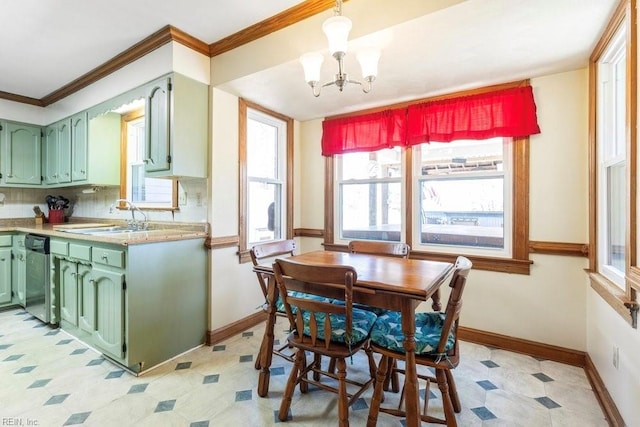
left=257, top=275, right=278, bottom=397
left=401, top=300, right=420, bottom=427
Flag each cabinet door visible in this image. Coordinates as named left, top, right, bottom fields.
left=12, top=248, right=26, bottom=306
left=57, top=120, right=72, bottom=184
left=59, top=259, right=78, bottom=326
left=43, top=125, right=59, bottom=185
left=78, top=264, right=95, bottom=333
left=145, top=77, right=171, bottom=173
left=71, top=112, right=88, bottom=182
left=4, top=122, right=42, bottom=185
left=92, top=267, right=125, bottom=359
left=0, top=248, right=12, bottom=304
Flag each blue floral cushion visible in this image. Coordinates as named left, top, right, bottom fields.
left=370, top=310, right=455, bottom=355
left=275, top=292, right=332, bottom=313
left=331, top=299, right=388, bottom=316
left=299, top=307, right=378, bottom=344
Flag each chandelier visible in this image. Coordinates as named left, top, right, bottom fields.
left=299, top=0, right=380, bottom=97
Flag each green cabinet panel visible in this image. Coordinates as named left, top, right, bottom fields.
left=71, top=112, right=89, bottom=182
left=145, top=77, right=171, bottom=173
left=91, top=247, right=125, bottom=268
left=0, top=248, right=11, bottom=304
left=43, top=119, right=72, bottom=185
left=92, top=266, right=125, bottom=360
left=78, top=264, right=95, bottom=334
left=2, top=121, right=42, bottom=185
left=59, top=259, right=78, bottom=326
left=12, top=236, right=26, bottom=306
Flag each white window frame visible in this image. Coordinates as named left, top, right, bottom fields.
left=246, top=107, right=287, bottom=246
left=333, top=149, right=406, bottom=245
left=411, top=138, right=513, bottom=258
left=596, top=21, right=628, bottom=289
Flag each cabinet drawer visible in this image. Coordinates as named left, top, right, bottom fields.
left=69, top=243, right=91, bottom=262
left=13, top=234, right=26, bottom=248
left=0, top=235, right=11, bottom=247
left=92, top=247, right=125, bottom=269
left=50, top=239, right=69, bottom=256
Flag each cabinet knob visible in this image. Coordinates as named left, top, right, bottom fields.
left=81, top=170, right=86, bottom=174
left=101, top=254, right=108, bottom=261
left=143, top=158, right=155, bottom=165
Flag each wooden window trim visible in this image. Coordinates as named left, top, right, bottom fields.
left=323, top=83, right=532, bottom=275
left=238, top=98, right=294, bottom=263
left=588, top=0, right=639, bottom=324
left=119, top=108, right=178, bottom=211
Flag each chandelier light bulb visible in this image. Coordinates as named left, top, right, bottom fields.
left=300, top=52, right=324, bottom=84
left=322, top=15, right=352, bottom=56
left=357, top=48, right=381, bottom=80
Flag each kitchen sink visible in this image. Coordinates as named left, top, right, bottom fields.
left=59, top=226, right=150, bottom=236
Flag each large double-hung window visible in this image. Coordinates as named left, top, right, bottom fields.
left=238, top=99, right=293, bottom=262
left=413, top=138, right=512, bottom=257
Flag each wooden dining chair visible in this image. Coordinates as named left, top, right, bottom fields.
left=250, top=239, right=297, bottom=371
left=273, top=258, right=378, bottom=427
left=347, top=240, right=410, bottom=258
left=366, top=256, right=472, bottom=427
left=347, top=240, right=410, bottom=392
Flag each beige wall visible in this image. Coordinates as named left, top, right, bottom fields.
left=295, top=69, right=590, bottom=350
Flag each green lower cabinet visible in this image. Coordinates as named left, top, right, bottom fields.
left=78, top=264, right=95, bottom=334
left=0, top=248, right=11, bottom=305
left=91, top=266, right=125, bottom=360
left=59, top=259, right=79, bottom=326
left=52, top=237, right=205, bottom=373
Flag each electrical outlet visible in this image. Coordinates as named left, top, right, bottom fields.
left=178, top=191, right=187, bottom=206
left=612, top=345, right=619, bottom=369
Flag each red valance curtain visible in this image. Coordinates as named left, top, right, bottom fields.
left=321, top=108, right=407, bottom=156
left=321, top=85, right=540, bottom=156
left=406, top=86, right=540, bottom=145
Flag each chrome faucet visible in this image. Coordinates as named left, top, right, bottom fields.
left=110, top=199, right=148, bottom=230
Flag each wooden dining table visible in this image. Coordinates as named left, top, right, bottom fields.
left=253, top=250, right=454, bottom=427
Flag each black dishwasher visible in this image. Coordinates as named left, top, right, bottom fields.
left=25, top=234, right=51, bottom=323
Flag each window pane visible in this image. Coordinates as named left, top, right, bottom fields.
left=340, top=182, right=402, bottom=242
left=607, top=162, right=625, bottom=273
left=248, top=181, right=282, bottom=244
left=417, top=138, right=506, bottom=251
left=247, top=118, right=278, bottom=179
left=420, top=177, right=504, bottom=248
left=341, top=149, right=401, bottom=180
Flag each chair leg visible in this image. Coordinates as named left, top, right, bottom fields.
left=383, top=358, right=400, bottom=393
left=279, top=348, right=303, bottom=421
left=367, top=355, right=389, bottom=427
left=445, top=369, right=461, bottom=413
left=435, top=369, right=457, bottom=427
left=313, top=353, right=322, bottom=381
left=328, top=357, right=337, bottom=374
left=255, top=334, right=266, bottom=370
left=336, top=357, right=349, bottom=427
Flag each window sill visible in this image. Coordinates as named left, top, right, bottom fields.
left=589, top=271, right=638, bottom=328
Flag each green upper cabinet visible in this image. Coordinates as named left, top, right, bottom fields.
left=145, top=77, right=171, bottom=173
left=144, top=73, right=208, bottom=178
left=71, top=111, right=89, bottom=182
left=1, top=121, right=42, bottom=185
left=43, top=119, right=72, bottom=185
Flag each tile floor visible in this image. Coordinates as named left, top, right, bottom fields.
left=1, top=308, right=608, bottom=426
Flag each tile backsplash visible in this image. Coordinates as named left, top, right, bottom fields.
left=0, top=179, right=207, bottom=223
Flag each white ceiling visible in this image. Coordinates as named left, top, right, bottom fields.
left=1, top=0, right=618, bottom=122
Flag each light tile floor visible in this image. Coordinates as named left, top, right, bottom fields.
left=1, top=308, right=608, bottom=426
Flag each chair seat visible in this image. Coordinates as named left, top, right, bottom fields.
left=300, top=307, right=378, bottom=344
left=370, top=311, right=455, bottom=355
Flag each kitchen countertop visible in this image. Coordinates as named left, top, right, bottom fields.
left=0, top=218, right=209, bottom=246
